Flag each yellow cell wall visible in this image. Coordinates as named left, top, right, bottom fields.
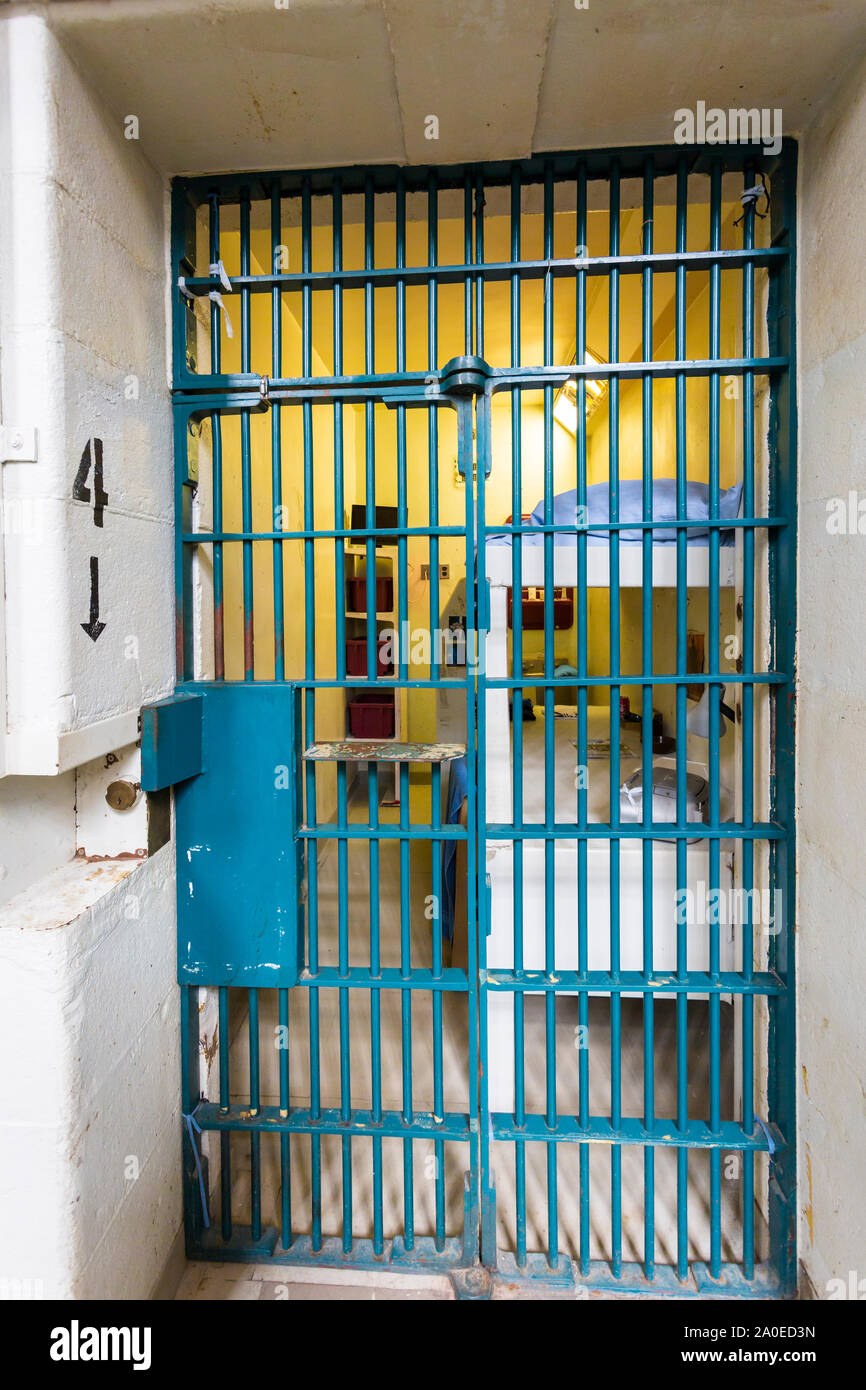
left=201, top=195, right=752, bottom=814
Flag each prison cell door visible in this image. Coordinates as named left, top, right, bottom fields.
left=151, top=151, right=797, bottom=1298
left=147, top=362, right=491, bottom=1276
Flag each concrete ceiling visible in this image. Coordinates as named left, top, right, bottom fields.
left=21, top=0, right=866, bottom=175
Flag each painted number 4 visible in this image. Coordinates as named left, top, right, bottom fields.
left=73, top=437, right=109, bottom=527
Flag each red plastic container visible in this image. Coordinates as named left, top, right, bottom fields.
left=346, top=576, right=393, bottom=613
left=345, top=636, right=392, bottom=678
left=347, top=692, right=395, bottom=739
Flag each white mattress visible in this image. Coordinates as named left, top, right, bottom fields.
left=485, top=539, right=737, bottom=588
left=486, top=709, right=733, bottom=833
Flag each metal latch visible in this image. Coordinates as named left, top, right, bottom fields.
left=0, top=426, right=37, bottom=464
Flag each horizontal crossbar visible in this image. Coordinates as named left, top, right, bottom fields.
left=195, top=1103, right=472, bottom=1142
left=298, top=966, right=469, bottom=992
left=492, top=1114, right=782, bottom=1151
left=178, top=245, right=788, bottom=297
left=485, top=821, right=784, bottom=840
left=299, top=825, right=467, bottom=840
left=484, top=969, right=784, bottom=996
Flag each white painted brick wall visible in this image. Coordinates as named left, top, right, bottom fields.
left=0, top=13, right=174, bottom=776
left=798, top=50, right=866, bottom=1298
left=0, top=14, right=180, bottom=1300
left=0, top=849, right=178, bottom=1299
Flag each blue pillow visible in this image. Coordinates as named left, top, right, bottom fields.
left=530, top=479, right=743, bottom=541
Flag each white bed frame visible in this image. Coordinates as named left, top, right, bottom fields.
left=483, top=534, right=741, bottom=1114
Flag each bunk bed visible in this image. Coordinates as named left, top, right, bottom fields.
left=478, top=479, right=742, bottom=1112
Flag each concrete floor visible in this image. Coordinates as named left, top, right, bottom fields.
left=175, top=1261, right=455, bottom=1301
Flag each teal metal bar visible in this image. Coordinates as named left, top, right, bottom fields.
left=278, top=986, right=291, bottom=1248
left=431, top=758, right=446, bottom=1251
left=179, top=245, right=788, bottom=296
left=487, top=970, right=783, bottom=995
left=399, top=756, right=414, bottom=1249
left=368, top=760, right=384, bottom=1254
left=641, top=154, right=656, bottom=1282
left=608, top=158, right=623, bottom=1280
left=574, top=156, right=591, bottom=1280
left=364, top=175, right=377, bottom=697
left=299, top=176, right=322, bottom=1254
left=741, top=158, right=757, bottom=1281
left=489, top=1114, right=779, bottom=1150
left=195, top=1102, right=472, bottom=1142
left=461, top=392, right=483, bottom=1270
left=475, top=171, right=485, bottom=359
left=707, top=158, right=723, bottom=1280
left=395, top=175, right=413, bottom=1255
left=248, top=987, right=261, bottom=1240
left=428, top=171, right=441, bottom=685
left=239, top=194, right=254, bottom=679
left=218, top=984, right=231, bottom=1239
left=207, top=196, right=225, bottom=680
left=464, top=174, right=473, bottom=353
left=541, top=161, right=558, bottom=1269
left=509, top=163, right=527, bottom=1269
left=674, top=155, right=689, bottom=1283
left=271, top=186, right=285, bottom=679
left=333, top=178, right=346, bottom=686
left=336, top=757, right=352, bottom=1252
left=176, top=355, right=788, bottom=403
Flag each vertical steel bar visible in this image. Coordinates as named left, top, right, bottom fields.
left=248, top=987, right=261, bottom=1241
left=510, top=164, right=527, bottom=1268
left=640, top=154, right=656, bottom=1282
left=708, top=158, right=723, bottom=1279
left=368, top=760, right=384, bottom=1254
left=181, top=986, right=208, bottom=1245
left=608, top=158, right=623, bottom=1281
left=364, top=177, right=377, bottom=695
left=400, top=756, right=414, bottom=1249
left=218, top=984, right=232, bottom=1240
left=541, top=162, right=559, bottom=1268
left=574, top=159, right=591, bottom=1278
left=271, top=185, right=285, bottom=680
left=333, top=178, right=346, bottom=686
left=240, top=193, right=254, bottom=679
left=207, top=196, right=225, bottom=679
left=337, top=756, right=352, bottom=1252
left=674, top=156, right=690, bottom=1282
left=431, top=759, right=445, bottom=1250
left=475, top=382, right=496, bottom=1268
left=475, top=172, right=485, bottom=359
left=428, top=172, right=441, bottom=686
left=278, top=985, right=291, bottom=1248
left=300, top=174, right=322, bottom=1252
left=741, top=159, right=757, bottom=1280
left=362, top=172, right=384, bottom=1258
left=395, top=172, right=414, bottom=1252
left=333, top=177, right=351, bottom=1257
left=426, top=171, right=445, bottom=1250
left=464, top=174, right=474, bottom=354
left=460, top=393, right=482, bottom=1266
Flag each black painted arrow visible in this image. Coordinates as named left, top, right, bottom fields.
left=81, top=556, right=106, bottom=642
